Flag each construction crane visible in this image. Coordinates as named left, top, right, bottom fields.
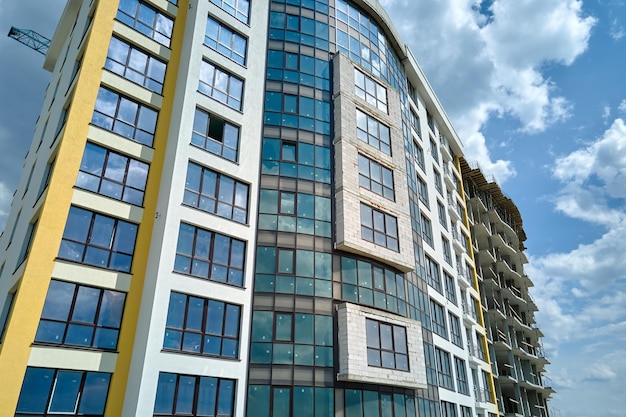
left=7, top=27, right=50, bottom=55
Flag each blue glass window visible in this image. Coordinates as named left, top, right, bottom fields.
left=58, top=206, right=138, bottom=273
left=163, top=292, right=241, bottom=358
left=360, top=203, right=398, bottom=251
left=258, top=189, right=331, bottom=237
left=365, top=318, right=409, bottom=371
left=205, top=16, right=247, bottom=65
left=356, top=109, right=391, bottom=155
left=430, top=299, right=447, bottom=339
left=435, top=347, right=455, bottom=390
left=425, top=255, right=442, bottom=293
left=420, top=213, right=433, bottom=247
left=154, top=372, right=235, bottom=416
left=105, top=37, right=167, bottom=94
left=117, top=0, right=174, bottom=47
left=183, top=162, right=248, bottom=224
left=355, top=69, right=388, bottom=112
left=174, top=223, right=245, bottom=287
left=210, top=0, right=250, bottom=24
left=261, top=138, right=331, bottom=183
left=199, top=60, right=244, bottom=110
left=358, top=154, right=394, bottom=200
left=76, top=142, right=149, bottom=206
left=16, top=367, right=111, bottom=416
left=92, top=86, right=158, bottom=147
left=34, top=280, right=126, bottom=350
left=191, top=107, right=239, bottom=162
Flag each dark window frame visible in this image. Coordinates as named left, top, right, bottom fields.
left=191, top=107, right=240, bottom=162
left=116, top=0, right=174, bottom=47
left=198, top=60, right=244, bottom=111
left=358, top=154, right=394, bottom=200
left=360, top=203, right=399, bottom=252
left=356, top=109, right=391, bottom=155
left=365, top=318, right=409, bottom=371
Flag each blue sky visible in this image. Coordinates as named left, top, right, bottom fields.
left=0, top=0, right=624, bottom=416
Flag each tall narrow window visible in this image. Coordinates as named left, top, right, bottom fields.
left=429, top=299, right=447, bottom=339
left=435, top=347, right=454, bottom=390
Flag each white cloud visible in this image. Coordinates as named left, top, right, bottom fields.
left=619, top=99, right=626, bottom=114
left=380, top=0, right=595, bottom=183
left=603, top=105, right=611, bottom=122
left=610, top=18, right=625, bottom=40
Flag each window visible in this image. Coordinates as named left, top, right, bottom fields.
left=360, top=203, right=399, bottom=251
left=6, top=210, right=20, bottom=248
left=191, top=107, right=239, bottom=162
left=441, top=401, right=458, bottom=417
left=460, top=406, right=473, bottom=417
left=365, top=318, right=408, bottom=371
left=210, top=0, right=250, bottom=23
left=430, top=138, right=439, bottom=164
left=116, top=0, right=174, bottom=47
left=0, top=290, right=15, bottom=343
left=58, top=206, right=138, bottom=273
left=435, top=347, right=454, bottom=390
left=18, top=219, right=38, bottom=265
left=183, top=162, right=249, bottom=224
left=444, top=272, right=457, bottom=304
left=356, top=109, right=391, bottom=155
left=465, top=262, right=473, bottom=284
left=16, top=367, right=111, bottom=416
left=37, top=158, right=55, bottom=200
left=34, top=280, right=126, bottom=350
left=427, top=111, right=435, bottom=131
left=438, top=201, right=448, bottom=229
left=261, top=138, right=331, bottom=184
left=449, top=314, right=462, bottom=347
left=434, top=168, right=443, bottom=195
left=154, top=372, right=235, bottom=416
left=430, top=299, right=447, bottom=339
left=417, top=175, right=429, bottom=206
left=425, top=256, right=442, bottom=293
left=163, top=292, right=241, bottom=358
left=454, top=356, right=469, bottom=395
left=442, top=236, right=452, bottom=265
left=205, top=16, right=247, bottom=65
left=199, top=60, right=244, bottom=110
left=358, top=154, right=394, bottom=200
left=414, top=141, right=425, bottom=170
left=420, top=214, right=433, bottom=247
left=174, top=223, right=245, bottom=287
left=76, top=142, right=149, bottom=206
left=105, top=37, right=167, bottom=94
left=410, top=109, right=421, bottom=137
left=258, top=190, right=332, bottom=238
left=92, top=86, right=158, bottom=147
left=354, top=68, right=388, bottom=112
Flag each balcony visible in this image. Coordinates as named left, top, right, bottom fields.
left=498, top=363, right=518, bottom=384
left=475, top=388, right=494, bottom=408
left=468, top=343, right=488, bottom=364
left=462, top=301, right=479, bottom=325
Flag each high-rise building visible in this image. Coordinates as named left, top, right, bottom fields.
left=0, top=0, right=551, bottom=416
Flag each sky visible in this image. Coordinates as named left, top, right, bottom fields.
left=0, top=0, right=624, bottom=416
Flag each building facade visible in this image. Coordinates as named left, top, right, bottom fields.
left=0, top=0, right=550, bottom=416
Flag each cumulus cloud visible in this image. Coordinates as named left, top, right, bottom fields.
left=380, top=0, right=595, bottom=183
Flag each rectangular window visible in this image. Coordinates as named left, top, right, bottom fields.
left=420, top=214, right=433, bottom=247
left=430, top=299, right=447, bottom=339
left=356, top=109, right=391, bottom=155
left=430, top=138, right=439, bottom=164
left=199, top=60, right=244, bottom=110
left=444, top=272, right=457, bottom=304
left=410, top=109, right=420, bottom=137
left=183, top=162, right=249, bottom=224
left=354, top=68, right=388, bottom=112
left=442, top=236, right=452, bottom=265
left=116, top=0, right=174, bottom=47
left=154, top=372, right=235, bottom=416
left=16, top=367, right=111, bottom=416
left=417, top=175, right=429, bottom=206
left=258, top=190, right=332, bottom=238
left=360, top=203, right=399, bottom=251
left=34, top=280, right=126, bottom=350
left=210, top=0, right=250, bottom=24
left=460, top=406, right=473, bottom=417
left=435, top=347, right=455, bottom=390
left=449, top=314, right=462, bottom=347
left=163, top=292, right=241, bottom=358
left=105, top=37, right=167, bottom=94
left=438, top=201, right=448, bottom=230
left=205, top=16, right=247, bottom=65
left=174, top=223, right=245, bottom=287
left=365, top=318, right=408, bottom=371
left=76, top=142, right=149, bottom=206
left=18, top=219, right=38, bottom=265
left=425, top=256, right=442, bottom=293
left=58, top=206, right=138, bottom=273
left=92, top=86, right=158, bottom=147
left=414, top=141, right=425, bottom=170
left=0, top=290, right=15, bottom=343
left=441, top=401, right=458, bottom=417
left=358, top=154, right=394, bottom=200
left=37, top=158, right=55, bottom=200
left=191, top=107, right=239, bottom=162
left=434, top=169, right=443, bottom=195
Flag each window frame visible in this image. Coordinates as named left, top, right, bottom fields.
left=360, top=203, right=399, bottom=252
left=365, top=318, right=409, bottom=372
left=204, top=15, right=247, bottom=66
left=198, top=60, right=244, bottom=111
left=354, top=68, right=388, bottom=112
left=356, top=109, right=391, bottom=155
left=358, top=154, right=394, bottom=201
left=116, top=0, right=174, bottom=47
left=429, top=299, right=447, bottom=339
left=191, top=107, right=240, bottom=162
left=210, top=0, right=250, bottom=24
